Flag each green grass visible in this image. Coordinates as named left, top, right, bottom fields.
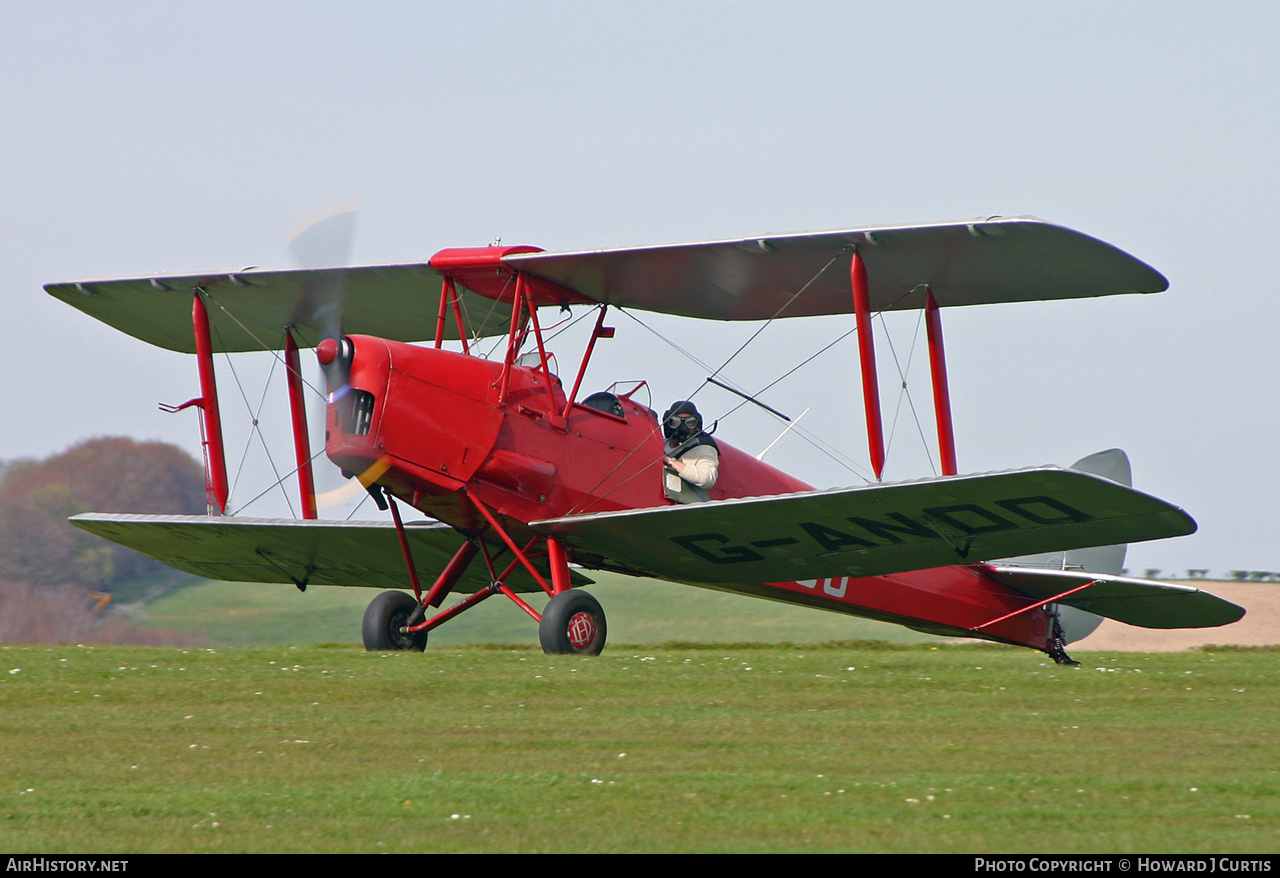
left=138, top=571, right=945, bottom=648
left=1, top=642, right=1276, bottom=853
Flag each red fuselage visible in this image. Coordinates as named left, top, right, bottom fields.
left=326, top=335, right=1059, bottom=652
left=326, top=336, right=809, bottom=530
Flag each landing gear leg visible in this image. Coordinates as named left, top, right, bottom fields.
left=539, top=590, right=607, bottom=655
left=461, top=494, right=610, bottom=655
left=362, top=590, right=428, bottom=652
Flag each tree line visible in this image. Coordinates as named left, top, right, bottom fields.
left=0, top=437, right=207, bottom=644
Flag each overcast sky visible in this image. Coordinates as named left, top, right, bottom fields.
left=3, top=2, right=1276, bottom=577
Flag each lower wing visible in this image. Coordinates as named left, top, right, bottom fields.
left=70, top=513, right=590, bottom=592
left=533, top=466, right=1196, bottom=584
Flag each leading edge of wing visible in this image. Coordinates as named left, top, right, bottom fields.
left=46, top=263, right=512, bottom=353
left=531, top=467, right=1195, bottom=586
left=504, top=216, right=1168, bottom=322
left=70, top=513, right=590, bottom=592
left=984, top=566, right=1245, bottom=629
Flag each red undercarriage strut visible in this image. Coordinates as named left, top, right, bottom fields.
left=381, top=488, right=598, bottom=652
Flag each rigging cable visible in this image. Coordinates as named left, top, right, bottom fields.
left=876, top=307, right=938, bottom=478
left=702, top=247, right=850, bottom=391
left=206, top=318, right=296, bottom=517
left=201, top=293, right=357, bottom=517
left=565, top=246, right=868, bottom=513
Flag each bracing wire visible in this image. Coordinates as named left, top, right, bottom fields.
left=614, top=245, right=878, bottom=483
left=343, top=491, right=372, bottom=521
left=876, top=308, right=937, bottom=478
left=703, top=323, right=874, bottom=483
left=207, top=318, right=298, bottom=517
left=705, top=247, right=850, bottom=386
left=543, top=303, right=602, bottom=346
left=566, top=247, right=870, bottom=512
left=198, top=294, right=357, bottom=518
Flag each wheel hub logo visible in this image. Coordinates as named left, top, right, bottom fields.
left=567, top=611, right=596, bottom=648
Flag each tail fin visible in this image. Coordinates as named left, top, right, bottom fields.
left=1000, top=449, right=1132, bottom=643
left=1063, top=448, right=1130, bottom=577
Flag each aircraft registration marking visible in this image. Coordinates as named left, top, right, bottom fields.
left=670, top=494, right=1091, bottom=565
left=533, top=466, right=1195, bottom=585
left=795, top=577, right=852, bottom=598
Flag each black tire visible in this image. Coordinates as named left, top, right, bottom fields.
left=362, top=590, right=427, bottom=652
left=538, top=590, right=606, bottom=655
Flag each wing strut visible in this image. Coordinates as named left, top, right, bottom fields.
left=562, top=305, right=612, bottom=421
left=283, top=330, right=318, bottom=519
left=432, top=277, right=470, bottom=353
left=192, top=292, right=229, bottom=514
left=853, top=265, right=960, bottom=480
left=925, top=288, right=958, bottom=476
left=851, top=250, right=885, bottom=480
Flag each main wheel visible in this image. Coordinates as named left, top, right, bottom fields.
left=539, top=590, right=607, bottom=655
left=362, top=590, right=428, bottom=652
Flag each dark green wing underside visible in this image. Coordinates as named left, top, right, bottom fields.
left=70, top=514, right=591, bottom=593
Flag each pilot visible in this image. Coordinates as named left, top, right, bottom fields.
left=662, top=400, right=719, bottom=489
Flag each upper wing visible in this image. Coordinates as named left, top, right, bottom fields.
left=48, top=218, right=1164, bottom=350
left=531, top=467, right=1195, bottom=585
left=984, top=566, right=1245, bottom=629
left=45, top=263, right=513, bottom=353
left=505, top=216, right=1168, bottom=321
left=70, top=513, right=591, bottom=593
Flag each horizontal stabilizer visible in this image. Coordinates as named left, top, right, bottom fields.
left=46, top=264, right=512, bottom=353
left=532, top=467, right=1195, bottom=585
left=984, top=566, right=1245, bottom=629
left=70, top=514, right=590, bottom=592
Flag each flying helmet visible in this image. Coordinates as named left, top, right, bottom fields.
left=662, top=400, right=703, bottom=443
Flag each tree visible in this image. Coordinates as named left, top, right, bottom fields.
left=0, top=437, right=205, bottom=592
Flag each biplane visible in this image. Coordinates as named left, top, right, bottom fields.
left=47, top=216, right=1244, bottom=664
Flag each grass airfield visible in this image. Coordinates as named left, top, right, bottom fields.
left=135, top=571, right=946, bottom=648
left=2, top=638, right=1276, bottom=853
